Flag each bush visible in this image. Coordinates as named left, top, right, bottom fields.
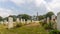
left=44, top=24, right=49, bottom=29
left=48, top=22, right=54, bottom=30
left=16, top=22, right=22, bottom=27
left=39, top=21, right=42, bottom=25
left=39, top=21, right=46, bottom=26
left=49, top=30, right=60, bottom=34
left=44, top=22, right=54, bottom=30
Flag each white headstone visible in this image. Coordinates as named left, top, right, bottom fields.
left=51, top=15, right=56, bottom=21
left=47, top=17, right=50, bottom=24
left=57, top=12, right=60, bottom=30
left=21, top=19, right=23, bottom=23
left=23, top=19, right=25, bottom=24
left=0, top=21, right=4, bottom=24
left=16, top=18, right=20, bottom=23
left=4, top=20, right=8, bottom=25
left=32, top=20, right=35, bottom=23
left=8, top=17, right=13, bottom=29
left=51, top=15, right=57, bottom=29
left=27, top=20, right=31, bottom=24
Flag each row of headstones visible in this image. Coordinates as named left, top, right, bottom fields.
left=44, top=12, right=60, bottom=30
left=40, top=15, right=56, bottom=23
left=40, top=15, right=57, bottom=29
left=0, top=17, right=39, bottom=29
left=47, top=15, right=57, bottom=24
left=47, top=15, right=57, bottom=29
left=0, top=14, right=60, bottom=30
left=0, top=18, right=27, bottom=25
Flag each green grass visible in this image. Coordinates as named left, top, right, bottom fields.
left=0, top=24, right=49, bottom=34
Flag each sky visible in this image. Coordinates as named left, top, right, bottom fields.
left=0, top=0, right=60, bottom=17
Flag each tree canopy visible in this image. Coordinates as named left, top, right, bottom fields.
left=45, top=12, right=54, bottom=20
left=0, top=11, right=55, bottom=21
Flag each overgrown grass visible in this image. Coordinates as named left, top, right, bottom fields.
left=0, top=24, right=49, bottom=34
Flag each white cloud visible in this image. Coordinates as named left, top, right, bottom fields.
left=48, top=0, right=60, bottom=9
left=10, top=0, right=34, bottom=5
left=10, top=0, right=44, bottom=6
left=0, top=8, right=13, bottom=17
left=0, top=0, right=8, bottom=2
left=34, top=0, right=43, bottom=6
left=10, top=0, right=51, bottom=10
left=47, top=0, right=60, bottom=15
left=0, top=0, right=60, bottom=16
left=10, top=0, right=25, bottom=5
left=34, top=0, right=60, bottom=15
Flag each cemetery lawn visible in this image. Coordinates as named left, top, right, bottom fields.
left=0, top=23, right=49, bottom=34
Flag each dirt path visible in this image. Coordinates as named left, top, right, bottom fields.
left=26, top=22, right=40, bottom=27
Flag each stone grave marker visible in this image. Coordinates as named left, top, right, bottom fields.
left=51, top=15, right=56, bottom=22
left=57, top=12, right=60, bottom=30
left=0, top=21, right=4, bottom=24
left=47, top=17, right=50, bottom=24
left=16, top=18, right=20, bottom=23
left=8, top=17, right=13, bottom=29
left=21, top=18, right=23, bottom=23
left=27, top=20, right=31, bottom=24
left=4, top=20, right=8, bottom=25
left=23, top=19, right=25, bottom=24
left=32, top=20, right=35, bottom=23
left=51, top=15, right=57, bottom=29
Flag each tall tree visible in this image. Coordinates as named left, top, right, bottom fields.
left=0, top=16, right=3, bottom=21
left=45, top=12, right=54, bottom=20
left=38, top=15, right=45, bottom=20
left=17, top=14, right=31, bottom=21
